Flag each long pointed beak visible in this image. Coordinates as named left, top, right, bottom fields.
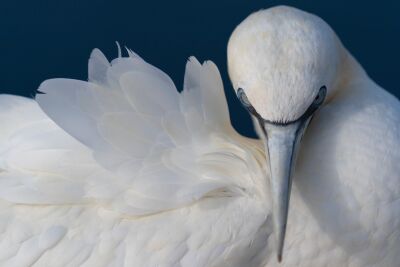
left=261, top=119, right=311, bottom=262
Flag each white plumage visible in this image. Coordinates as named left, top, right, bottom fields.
left=0, top=50, right=271, bottom=267
left=0, top=5, right=399, bottom=267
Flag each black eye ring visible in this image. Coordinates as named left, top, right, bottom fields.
left=237, top=88, right=251, bottom=107
left=293, top=85, right=327, bottom=123
left=237, top=88, right=258, bottom=116
left=313, top=86, right=327, bottom=106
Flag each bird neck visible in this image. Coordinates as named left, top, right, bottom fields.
left=328, top=49, right=368, bottom=101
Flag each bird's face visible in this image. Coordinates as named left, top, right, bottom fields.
left=227, top=6, right=343, bottom=261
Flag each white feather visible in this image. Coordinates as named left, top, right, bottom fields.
left=34, top=49, right=264, bottom=218
left=0, top=48, right=269, bottom=267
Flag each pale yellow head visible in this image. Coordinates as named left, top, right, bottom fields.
left=228, top=5, right=344, bottom=123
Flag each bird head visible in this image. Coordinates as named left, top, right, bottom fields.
left=228, top=6, right=345, bottom=262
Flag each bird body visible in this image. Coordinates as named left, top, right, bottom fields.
left=0, top=5, right=399, bottom=267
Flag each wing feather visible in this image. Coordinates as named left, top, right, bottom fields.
left=88, top=48, right=110, bottom=85
left=20, top=48, right=265, bottom=216
left=184, top=57, right=231, bottom=131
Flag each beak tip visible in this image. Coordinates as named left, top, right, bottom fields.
left=276, top=228, right=285, bottom=263
left=277, top=254, right=282, bottom=263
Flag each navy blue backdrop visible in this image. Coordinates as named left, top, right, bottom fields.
left=1, top=1, right=399, bottom=137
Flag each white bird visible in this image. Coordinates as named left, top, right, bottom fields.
left=0, top=5, right=398, bottom=267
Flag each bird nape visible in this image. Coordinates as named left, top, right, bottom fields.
left=0, top=5, right=399, bottom=267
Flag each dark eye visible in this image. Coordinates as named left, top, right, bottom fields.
left=237, top=88, right=252, bottom=108
left=313, top=86, right=327, bottom=106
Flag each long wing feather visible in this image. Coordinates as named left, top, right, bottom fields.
left=0, top=50, right=271, bottom=266
left=28, top=49, right=264, bottom=216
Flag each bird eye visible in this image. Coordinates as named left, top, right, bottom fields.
left=313, top=86, right=327, bottom=106
left=237, top=88, right=252, bottom=108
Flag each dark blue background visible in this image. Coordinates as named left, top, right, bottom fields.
left=1, top=1, right=399, bottom=137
